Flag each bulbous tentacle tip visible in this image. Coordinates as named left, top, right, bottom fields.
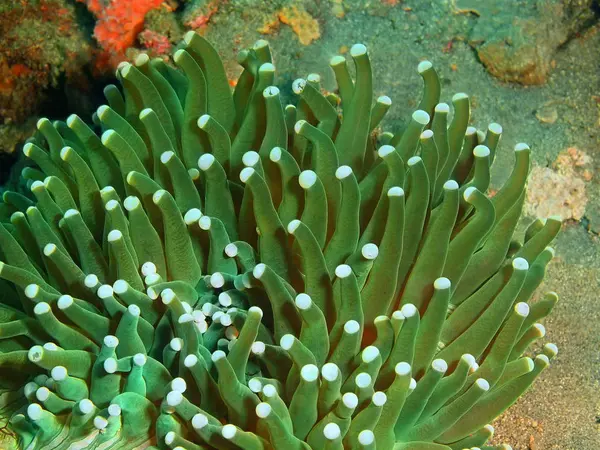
left=417, top=60, right=433, bottom=73
left=344, top=320, right=360, bottom=334
left=269, top=146, right=283, bottom=162
left=298, top=170, right=317, bottom=189
left=103, top=357, right=117, bottom=373
left=400, top=303, right=417, bottom=318
left=362, top=346, right=380, bottom=363
left=377, top=95, right=392, bottom=105
left=259, top=62, right=275, bottom=73
left=335, top=165, right=353, bottom=179
left=247, top=378, right=262, bottom=393
left=264, top=86, right=280, bottom=97
left=192, top=413, right=209, bottom=430
left=222, top=424, right=238, bottom=439
left=512, top=142, right=531, bottom=153
left=33, top=302, right=50, bottom=315
left=378, top=144, right=395, bottom=158
left=373, top=391, right=387, bottom=406
left=324, top=422, right=341, bottom=440
left=301, top=364, right=319, bottom=382
left=240, top=167, right=255, bottom=183
left=443, top=179, right=459, bottom=190
left=395, top=362, right=411, bottom=376
left=388, top=186, right=404, bottom=197
left=361, top=243, right=379, bottom=260
left=50, top=366, right=67, bottom=380
left=434, top=277, right=451, bottom=290
left=544, top=343, right=558, bottom=358
left=407, top=156, right=422, bottom=166
left=329, top=55, right=346, bottom=67
left=107, top=229, right=123, bottom=242
left=473, top=144, right=491, bottom=157
left=279, top=334, right=294, bottom=350
left=108, top=404, right=122, bottom=417
left=251, top=341, right=266, bottom=355
left=133, top=353, right=147, bottom=366
left=488, top=122, right=503, bottom=134
left=134, top=53, right=150, bottom=66
left=93, top=416, right=108, bottom=430
left=242, top=151, right=260, bottom=167
left=103, top=335, right=119, bottom=348
left=321, top=363, right=340, bottom=382
left=335, top=264, right=352, bottom=279
left=452, top=92, right=469, bottom=101
left=256, top=402, right=272, bottom=419
left=350, top=43, right=368, bottom=57
left=358, top=429, right=375, bottom=445
left=432, top=359, right=448, bottom=373
left=412, top=110, right=430, bottom=125
left=27, top=403, right=44, bottom=421
left=512, top=257, right=529, bottom=271
left=57, top=295, right=74, bottom=310
left=79, top=399, right=95, bottom=414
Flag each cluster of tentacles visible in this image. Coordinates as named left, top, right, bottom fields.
left=0, top=32, right=560, bottom=450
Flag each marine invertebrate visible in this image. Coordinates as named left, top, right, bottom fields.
left=0, top=32, right=560, bottom=449
left=80, top=0, right=165, bottom=55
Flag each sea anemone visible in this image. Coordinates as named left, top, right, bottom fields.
left=0, top=32, right=560, bottom=450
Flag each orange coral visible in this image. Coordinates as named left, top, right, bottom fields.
left=278, top=5, right=320, bottom=45
left=78, top=0, right=164, bottom=58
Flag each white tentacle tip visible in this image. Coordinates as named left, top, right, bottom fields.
left=335, top=165, right=353, bottom=180
left=443, top=179, right=459, bottom=190
left=239, top=167, right=255, bottom=183
left=515, top=143, right=530, bottom=152
left=198, top=153, right=215, bottom=171
left=463, top=186, right=478, bottom=202
left=473, top=144, right=490, bottom=158
left=361, top=243, right=379, bottom=260
left=412, top=110, right=430, bottom=125
left=299, top=170, right=317, bottom=189
left=434, top=277, right=451, bottom=290
left=323, top=422, right=341, bottom=440
left=358, top=429, right=375, bottom=445
left=476, top=378, right=490, bottom=391
left=407, top=156, right=422, bottom=166
left=255, top=402, right=272, bottom=418
left=388, top=186, right=404, bottom=197
left=287, top=219, right=301, bottom=234
left=395, top=362, right=411, bottom=376
left=350, top=43, right=367, bottom=57
left=300, top=364, right=319, bottom=382
left=512, top=257, right=529, bottom=271
left=417, top=60, right=433, bottom=73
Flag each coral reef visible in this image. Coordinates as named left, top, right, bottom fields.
left=0, top=0, right=92, bottom=154
left=0, top=32, right=560, bottom=449
left=78, top=0, right=168, bottom=62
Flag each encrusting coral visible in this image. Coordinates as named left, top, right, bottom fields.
left=0, top=31, right=560, bottom=450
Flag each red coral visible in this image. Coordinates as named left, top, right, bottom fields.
left=139, top=29, right=172, bottom=55
left=78, top=0, right=164, bottom=58
left=185, top=1, right=219, bottom=30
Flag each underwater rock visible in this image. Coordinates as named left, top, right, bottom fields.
left=455, top=0, right=598, bottom=85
